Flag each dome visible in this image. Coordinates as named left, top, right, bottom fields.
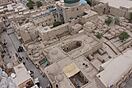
left=51, top=49, right=58, bottom=55
left=64, top=0, right=80, bottom=4
left=48, top=64, right=59, bottom=75
left=11, top=73, right=16, bottom=79
left=55, top=74, right=64, bottom=82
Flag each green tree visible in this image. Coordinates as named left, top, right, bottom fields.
left=114, top=17, right=120, bottom=25
left=119, top=32, right=129, bottom=42
left=26, top=2, right=34, bottom=9
left=105, top=16, right=113, bottom=26
left=36, top=1, right=42, bottom=8
left=85, top=0, right=92, bottom=6
left=95, top=32, right=102, bottom=39
left=28, top=0, right=35, bottom=4
left=26, top=0, right=35, bottom=9
left=53, top=21, right=62, bottom=27
left=129, top=12, right=132, bottom=23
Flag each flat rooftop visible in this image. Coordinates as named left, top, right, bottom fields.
left=44, top=56, right=98, bottom=88
left=98, top=0, right=132, bottom=9
left=38, top=23, right=69, bottom=33
left=13, top=63, right=32, bottom=86
left=43, top=33, right=101, bottom=63
left=97, top=50, right=132, bottom=87
left=0, top=0, right=13, bottom=6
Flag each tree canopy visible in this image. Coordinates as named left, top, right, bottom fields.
left=36, top=1, right=43, bottom=8
left=114, top=17, right=120, bottom=25
left=26, top=2, right=34, bottom=9
left=85, top=0, right=92, bottom=6
left=105, top=16, right=113, bottom=26
left=95, top=32, right=102, bottom=39
left=26, top=0, right=35, bottom=9
left=129, top=12, right=132, bottom=23
left=119, top=32, right=129, bottom=42
left=53, top=21, right=62, bottom=27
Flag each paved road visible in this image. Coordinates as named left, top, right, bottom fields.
left=125, top=77, right=132, bottom=88
left=1, top=20, right=50, bottom=88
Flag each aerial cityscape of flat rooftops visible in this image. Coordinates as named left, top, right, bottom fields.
left=0, top=0, right=132, bottom=88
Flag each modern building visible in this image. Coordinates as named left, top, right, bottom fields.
left=93, top=0, right=132, bottom=18
left=97, top=0, right=132, bottom=10
left=96, top=50, right=132, bottom=88
left=12, top=63, right=34, bottom=88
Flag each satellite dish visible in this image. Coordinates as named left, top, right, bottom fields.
left=7, top=63, right=13, bottom=69
left=11, top=73, right=16, bottom=79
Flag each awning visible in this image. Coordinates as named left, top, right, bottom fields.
left=63, top=63, right=80, bottom=78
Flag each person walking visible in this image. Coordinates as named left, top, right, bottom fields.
left=26, top=57, right=29, bottom=60
left=15, top=53, right=18, bottom=57
left=23, top=62, right=26, bottom=65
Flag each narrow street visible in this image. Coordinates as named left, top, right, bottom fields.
left=1, top=19, right=50, bottom=88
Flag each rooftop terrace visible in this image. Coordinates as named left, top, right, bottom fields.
left=98, top=0, right=132, bottom=9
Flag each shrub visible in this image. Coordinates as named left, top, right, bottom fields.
left=115, top=17, right=120, bottom=25
left=105, top=16, right=113, bottom=26
left=27, top=2, right=33, bottom=9
left=36, top=1, right=42, bottom=8
left=85, top=0, right=92, bottom=6
left=95, top=32, right=102, bottom=39
left=119, top=32, right=129, bottom=42
left=26, top=0, right=35, bottom=9
left=129, top=12, right=132, bottom=23
left=53, top=21, right=62, bottom=27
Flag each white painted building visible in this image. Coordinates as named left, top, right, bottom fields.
left=94, top=0, right=132, bottom=18
left=96, top=50, right=132, bottom=88
left=12, top=63, right=34, bottom=88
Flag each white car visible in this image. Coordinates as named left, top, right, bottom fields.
left=31, top=85, right=42, bottom=88
left=34, top=78, right=42, bottom=88
left=34, top=78, right=39, bottom=84
left=31, top=85, right=39, bottom=88
left=28, top=70, right=34, bottom=77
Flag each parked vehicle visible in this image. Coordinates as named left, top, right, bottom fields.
left=34, top=78, right=40, bottom=87
left=18, top=46, right=24, bottom=52
left=46, top=84, right=52, bottom=88
left=28, top=70, right=34, bottom=77
left=31, top=85, right=42, bottom=88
